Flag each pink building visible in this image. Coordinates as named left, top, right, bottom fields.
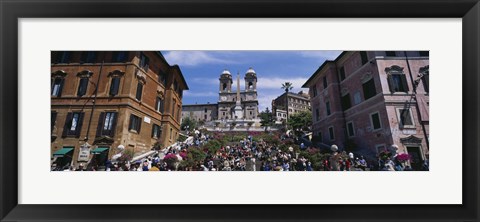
left=302, top=51, right=429, bottom=170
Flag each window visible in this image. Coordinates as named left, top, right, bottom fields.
left=375, top=144, right=386, bottom=154
left=128, top=114, right=141, bottom=133
left=420, top=67, right=429, bottom=93
left=172, top=100, right=176, bottom=118
left=362, top=78, right=377, bottom=100
left=315, top=108, right=320, bottom=121
left=139, top=53, right=149, bottom=71
left=77, top=77, right=89, bottom=96
left=370, top=112, right=382, bottom=130
left=152, top=124, right=161, bottom=139
left=422, top=73, right=429, bottom=93
left=174, top=80, right=178, bottom=91
left=158, top=71, right=167, bottom=86
left=388, top=73, right=409, bottom=93
left=112, top=51, right=128, bottom=62
left=341, top=93, right=351, bottom=111
left=155, top=97, right=164, bottom=113
left=177, top=106, right=181, bottom=122
left=52, top=51, right=71, bottom=63
left=353, top=92, right=362, bottom=105
left=312, top=84, right=317, bottom=97
left=135, top=82, right=143, bottom=101
left=80, top=51, right=96, bottom=63
left=347, top=122, right=355, bottom=137
left=96, top=112, right=118, bottom=137
left=419, top=51, right=429, bottom=57
left=339, top=67, right=346, bottom=81
left=360, top=51, right=368, bottom=65
left=323, top=76, right=327, bottom=89
left=326, top=101, right=331, bottom=116
left=109, top=77, right=120, bottom=96
left=317, top=132, right=323, bottom=143
left=328, top=126, right=335, bottom=140
left=51, top=111, right=57, bottom=132
left=170, top=127, right=173, bottom=140
left=204, top=114, right=207, bottom=120
left=222, top=112, right=225, bottom=116
left=386, top=51, right=396, bottom=56
left=398, top=108, right=414, bottom=128
left=62, top=112, right=84, bottom=137
left=51, top=77, right=64, bottom=97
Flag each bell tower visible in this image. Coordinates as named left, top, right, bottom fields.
left=219, top=69, right=232, bottom=93
left=245, top=67, right=257, bottom=91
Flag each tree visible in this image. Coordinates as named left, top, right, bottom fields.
left=287, top=111, right=312, bottom=135
left=260, top=107, right=274, bottom=132
left=281, top=82, right=293, bottom=126
left=181, top=117, right=197, bottom=133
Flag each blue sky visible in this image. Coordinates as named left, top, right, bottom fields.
left=163, top=51, right=342, bottom=111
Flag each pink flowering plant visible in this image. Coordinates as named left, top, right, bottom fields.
left=163, top=153, right=178, bottom=167
left=179, top=151, right=187, bottom=160
left=396, top=153, right=411, bottom=163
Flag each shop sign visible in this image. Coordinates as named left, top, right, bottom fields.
left=78, top=143, right=90, bottom=162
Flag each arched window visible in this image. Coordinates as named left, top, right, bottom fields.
left=108, top=70, right=125, bottom=96
left=385, top=65, right=409, bottom=93
left=51, top=70, right=67, bottom=97
left=135, top=69, right=147, bottom=101
left=76, top=70, right=93, bottom=97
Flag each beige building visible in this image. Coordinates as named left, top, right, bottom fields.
left=271, top=91, right=311, bottom=122
left=51, top=51, right=188, bottom=169
left=181, top=103, right=218, bottom=123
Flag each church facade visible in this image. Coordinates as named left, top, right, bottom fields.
left=181, top=68, right=259, bottom=125
left=218, top=68, right=259, bottom=120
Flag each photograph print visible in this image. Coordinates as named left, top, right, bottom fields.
left=50, top=51, right=429, bottom=172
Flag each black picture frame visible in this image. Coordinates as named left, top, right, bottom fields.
left=1, top=0, right=478, bottom=221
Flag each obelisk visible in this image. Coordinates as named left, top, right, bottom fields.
left=233, top=73, right=244, bottom=119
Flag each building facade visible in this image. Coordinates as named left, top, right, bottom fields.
left=51, top=51, right=188, bottom=169
left=303, top=51, right=429, bottom=169
left=181, top=103, right=218, bottom=123
left=218, top=68, right=259, bottom=120
left=181, top=68, right=259, bottom=123
left=271, top=91, right=311, bottom=123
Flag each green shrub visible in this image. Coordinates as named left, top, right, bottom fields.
left=203, top=140, right=222, bottom=154
left=178, top=134, right=188, bottom=142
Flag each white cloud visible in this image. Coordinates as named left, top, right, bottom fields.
left=164, top=51, right=236, bottom=66
left=257, top=77, right=309, bottom=90
left=190, top=77, right=247, bottom=90
left=298, top=50, right=342, bottom=60
left=191, top=78, right=218, bottom=85
left=257, top=93, right=277, bottom=112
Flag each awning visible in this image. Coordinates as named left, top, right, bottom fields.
left=90, top=147, right=109, bottom=154
left=53, top=148, right=74, bottom=157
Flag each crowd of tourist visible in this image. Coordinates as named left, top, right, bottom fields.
left=52, top=130, right=429, bottom=171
